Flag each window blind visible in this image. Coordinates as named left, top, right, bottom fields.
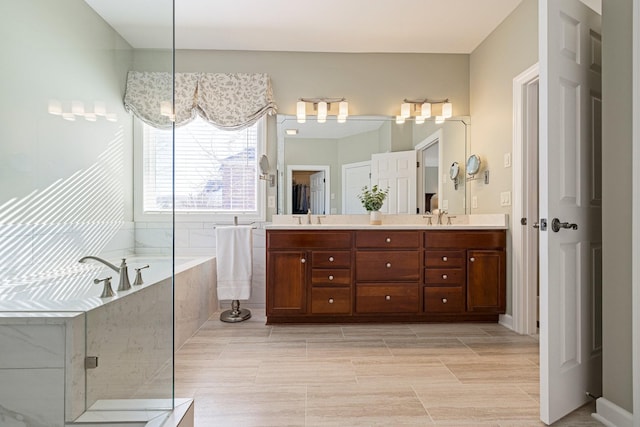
left=143, top=116, right=259, bottom=213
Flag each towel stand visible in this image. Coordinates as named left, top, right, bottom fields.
left=219, top=216, right=252, bottom=323
left=220, top=299, right=251, bottom=323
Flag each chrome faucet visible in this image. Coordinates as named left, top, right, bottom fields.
left=436, top=210, right=448, bottom=225
left=307, top=209, right=312, bottom=225
left=79, top=256, right=131, bottom=291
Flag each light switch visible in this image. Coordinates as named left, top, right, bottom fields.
left=441, top=200, right=449, bottom=210
left=268, top=196, right=275, bottom=208
left=500, top=191, right=511, bottom=206
left=504, top=153, right=512, bottom=168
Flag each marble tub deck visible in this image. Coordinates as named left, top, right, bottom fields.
left=173, top=312, right=603, bottom=426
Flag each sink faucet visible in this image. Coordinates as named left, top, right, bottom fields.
left=79, top=256, right=131, bottom=291
left=307, top=209, right=312, bottom=225
left=436, top=210, right=448, bottom=225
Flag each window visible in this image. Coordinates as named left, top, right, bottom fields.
left=142, top=116, right=265, bottom=218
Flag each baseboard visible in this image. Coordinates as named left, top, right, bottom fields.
left=499, top=314, right=513, bottom=330
left=593, top=397, right=633, bottom=427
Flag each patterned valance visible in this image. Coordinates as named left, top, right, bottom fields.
left=124, top=71, right=277, bottom=130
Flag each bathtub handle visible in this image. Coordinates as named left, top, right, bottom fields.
left=133, top=265, right=150, bottom=286
left=94, top=277, right=115, bottom=298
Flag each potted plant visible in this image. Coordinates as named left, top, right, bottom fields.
left=357, top=185, right=389, bottom=225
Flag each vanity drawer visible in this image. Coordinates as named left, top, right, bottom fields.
left=312, top=251, right=351, bottom=268
left=311, top=287, right=351, bottom=314
left=355, top=251, right=420, bottom=282
left=425, top=250, right=465, bottom=268
left=425, top=230, right=506, bottom=249
left=356, top=284, right=420, bottom=313
left=425, top=268, right=464, bottom=286
left=355, top=231, right=420, bottom=249
left=311, top=269, right=352, bottom=286
left=424, top=287, right=465, bottom=313
left=267, top=231, right=352, bottom=249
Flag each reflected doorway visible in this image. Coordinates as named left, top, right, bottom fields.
left=286, top=165, right=330, bottom=215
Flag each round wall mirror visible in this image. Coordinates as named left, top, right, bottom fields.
left=466, top=154, right=481, bottom=176
left=449, top=162, right=460, bottom=180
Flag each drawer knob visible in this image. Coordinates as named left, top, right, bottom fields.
left=328, top=275, right=334, bottom=281
left=442, top=274, right=448, bottom=280
left=385, top=295, right=391, bottom=301
left=328, top=298, right=334, bottom=304
left=329, top=256, right=334, bottom=262
left=442, top=256, right=448, bottom=262
left=470, top=257, right=475, bottom=262
left=386, top=262, right=392, bottom=268
left=442, top=298, right=448, bottom=303
left=386, top=237, right=391, bottom=243
left=301, top=258, right=306, bottom=264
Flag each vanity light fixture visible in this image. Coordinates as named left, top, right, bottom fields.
left=295, top=97, right=349, bottom=124
left=399, top=98, right=453, bottom=122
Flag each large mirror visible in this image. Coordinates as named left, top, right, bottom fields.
left=276, top=115, right=469, bottom=215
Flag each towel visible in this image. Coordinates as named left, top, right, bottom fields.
left=215, top=226, right=253, bottom=300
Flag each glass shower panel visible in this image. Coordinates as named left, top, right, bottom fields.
left=0, top=0, right=175, bottom=423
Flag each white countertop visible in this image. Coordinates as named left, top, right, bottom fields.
left=266, top=213, right=509, bottom=230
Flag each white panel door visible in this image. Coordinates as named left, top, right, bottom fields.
left=539, top=0, right=602, bottom=424
left=371, top=151, right=417, bottom=214
left=342, top=161, right=370, bottom=214
left=309, top=171, right=326, bottom=214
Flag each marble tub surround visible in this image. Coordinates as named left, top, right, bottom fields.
left=176, top=312, right=602, bottom=426
left=268, top=213, right=508, bottom=229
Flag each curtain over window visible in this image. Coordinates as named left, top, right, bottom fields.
left=124, top=72, right=277, bottom=130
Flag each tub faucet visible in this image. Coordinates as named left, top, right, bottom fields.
left=79, top=256, right=131, bottom=291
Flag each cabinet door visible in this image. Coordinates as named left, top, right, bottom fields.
left=466, top=249, right=506, bottom=313
left=267, top=250, right=307, bottom=315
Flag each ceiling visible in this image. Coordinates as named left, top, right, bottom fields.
left=85, top=0, right=528, bottom=53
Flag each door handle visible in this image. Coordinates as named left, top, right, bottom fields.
left=551, top=218, right=578, bottom=232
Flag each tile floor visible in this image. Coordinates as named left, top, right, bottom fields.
left=174, top=311, right=603, bottom=426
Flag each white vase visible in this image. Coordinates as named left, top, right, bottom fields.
left=369, top=210, right=382, bottom=225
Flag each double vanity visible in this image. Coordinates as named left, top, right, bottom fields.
left=265, top=214, right=507, bottom=324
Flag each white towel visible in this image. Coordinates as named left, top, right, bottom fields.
left=215, top=226, right=253, bottom=300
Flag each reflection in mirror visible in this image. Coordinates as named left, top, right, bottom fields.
left=276, top=115, right=469, bottom=215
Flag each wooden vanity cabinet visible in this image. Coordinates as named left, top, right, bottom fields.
left=354, top=230, right=421, bottom=314
left=424, top=230, right=506, bottom=315
left=266, top=228, right=506, bottom=323
left=266, top=230, right=352, bottom=320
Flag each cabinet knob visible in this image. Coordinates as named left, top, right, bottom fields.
left=385, top=295, right=391, bottom=301
left=386, top=262, right=392, bottom=268
left=329, top=256, right=334, bottom=262
left=386, top=237, right=391, bottom=243
left=442, top=274, right=448, bottom=280
left=442, top=298, right=448, bottom=303
left=301, top=258, right=306, bottom=264
left=442, top=256, right=448, bottom=262
left=470, top=257, right=475, bottom=262
left=328, top=298, right=334, bottom=304
left=328, top=275, right=334, bottom=281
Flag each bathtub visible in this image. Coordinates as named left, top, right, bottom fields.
left=0, top=255, right=216, bottom=425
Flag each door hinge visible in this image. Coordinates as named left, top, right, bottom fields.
left=417, top=161, right=420, bottom=168
left=85, top=356, right=99, bottom=369
left=520, top=217, right=527, bottom=225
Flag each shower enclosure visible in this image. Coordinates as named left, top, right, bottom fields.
left=0, top=0, right=177, bottom=424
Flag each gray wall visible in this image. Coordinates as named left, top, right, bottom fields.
left=469, top=0, right=538, bottom=215
left=602, top=0, right=633, bottom=413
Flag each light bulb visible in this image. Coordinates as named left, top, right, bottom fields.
left=296, top=101, right=306, bottom=123
left=442, top=102, right=453, bottom=118
left=337, top=115, right=346, bottom=123
left=400, top=102, right=411, bottom=118
left=421, top=102, right=431, bottom=118
left=317, top=101, right=327, bottom=123
left=338, top=101, right=349, bottom=118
